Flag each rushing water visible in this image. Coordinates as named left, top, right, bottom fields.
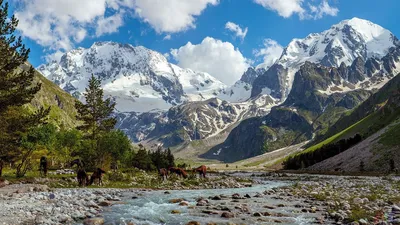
left=102, top=181, right=318, bottom=225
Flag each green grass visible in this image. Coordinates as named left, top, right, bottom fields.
left=378, top=122, right=400, bottom=146
left=292, top=115, right=370, bottom=157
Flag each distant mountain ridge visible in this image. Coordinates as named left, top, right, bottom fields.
left=38, top=18, right=400, bottom=160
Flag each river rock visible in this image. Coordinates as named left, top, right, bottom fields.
left=202, top=210, right=219, bottom=215
left=169, top=198, right=184, bottom=204
left=221, top=212, right=234, bottom=218
left=98, top=201, right=112, bottom=207
left=211, top=196, right=222, bottom=200
left=253, top=212, right=263, bottom=217
left=186, top=222, right=200, bottom=225
left=197, top=200, right=208, bottom=206
left=179, top=201, right=190, bottom=206
left=83, top=217, right=105, bottom=225
left=171, top=210, right=181, bottom=214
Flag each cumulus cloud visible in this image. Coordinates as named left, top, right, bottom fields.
left=14, top=0, right=130, bottom=61
left=171, top=37, right=250, bottom=85
left=14, top=0, right=218, bottom=62
left=132, top=0, right=219, bottom=33
left=163, top=34, right=172, bottom=40
left=253, top=39, right=284, bottom=69
left=225, top=22, right=248, bottom=41
left=253, top=0, right=338, bottom=20
left=309, top=1, right=339, bottom=19
left=96, top=12, right=124, bottom=37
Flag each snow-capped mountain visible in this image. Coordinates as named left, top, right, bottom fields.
left=38, top=42, right=226, bottom=113
left=252, top=17, right=399, bottom=100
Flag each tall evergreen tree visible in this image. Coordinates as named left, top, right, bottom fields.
left=0, top=0, right=49, bottom=177
left=75, top=74, right=117, bottom=167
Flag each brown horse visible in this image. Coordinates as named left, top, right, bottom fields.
left=169, top=167, right=188, bottom=179
left=89, top=168, right=106, bottom=186
left=70, top=159, right=88, bottom=186
left=193, top=165, right=207, bottom=178
left=77, top=169, right=89, bottom=186
left=159, top=168, right=169, bottom=181
left=39, top=156, right=48, bottom=177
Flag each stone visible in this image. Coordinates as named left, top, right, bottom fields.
left=221, top=212, right=235, bottom=218
left=164, top=191, right=171, bottom=194
left=358, top=219, right=368, bottom=225
left=196, top=200, right=208, bottom=206
left=264, top=205, right=275, bottom=209
left=244, top=194, right=251, bottom=198
left=179, top=201, right=190, bottom=206
left=98, top=201, right=112, bottom=207
left=353, top=198, right=364, bottom=205
left=232, top=193, right=241, bottom=199
left=211, top=196, right=222, bottom=200
left=202, top=210, right=219, bottom=215
left=171, top=210, right=181, bottom=214
left=253, top=212, right=263, bottom=217
left=186, top=222, right=200, bottom=225
left=83, top=217, right=105, bottom=225
left=169, top=198, right=184, bottom=204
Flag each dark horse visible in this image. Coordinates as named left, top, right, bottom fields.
left=89, top=168, right=106, bottom=186
left=39, top=156, right=48, bottom=177
left=169, top=167, right=188, bottom=179
left=193, top=165, right=207, bottom=178
left=159, top=168, right=169, bottom=181
left=70, top=159, right=89, bottom=186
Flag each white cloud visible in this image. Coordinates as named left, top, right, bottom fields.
left=310, top=0, right=339, bottom=19
left=253, top=39, right=284, bottom=69
left=171, top=37, right=250, bottom=85
left=163, top=34, right=172, bottom=40
left=43, top=50, right=65, bottom=63
left=225, top=22, right=248, bottom=41
left=96, top=12, right=124, bottom=37
left=132, top=0, right=219, bottom=33
left=253, top=0, right=338, bottom=20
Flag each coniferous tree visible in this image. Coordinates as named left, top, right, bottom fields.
left=0, top=0, right=49, bottom=176
left=75, top=74, right=117, bottom=167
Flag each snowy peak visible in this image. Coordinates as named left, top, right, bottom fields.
left=38, top=41, right=226, bottom=113
left=257, top=18, right=399, bottom=100
left=279, top=18, right=397, bottom=69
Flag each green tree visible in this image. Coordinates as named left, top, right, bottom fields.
left=98, top=130, right=132, bottom=168
left=133, top=146, right=154, bottom=171
left=75, top=74, right=117, bottom=168
left=0, top=0, right=49, bottom=177
left=54, top=128, right=83, bottom=167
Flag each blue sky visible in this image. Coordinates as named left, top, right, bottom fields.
left=9, top=0, right=400, bottom=84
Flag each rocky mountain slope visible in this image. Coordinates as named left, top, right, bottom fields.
left=201, top=18, right=400, bottom=162
left=20, top=64, right=78, bottom=129
left=303, top=73, right=400, bottom=172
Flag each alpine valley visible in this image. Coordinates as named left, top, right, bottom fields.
left=39, top=18, right=400, bottom=164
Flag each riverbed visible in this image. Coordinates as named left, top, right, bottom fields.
left=102, top=181, right=321, bottom=225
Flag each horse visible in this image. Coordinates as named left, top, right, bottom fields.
left=70, top=159, right=88, bottom=186
left=159, top=168, right=169, bottom=181
left=39, top=156, right=48, bottom=177
left=89, top=168, right=106, bottom=186
left=169, top=167, right=188, bottom=179
left=193, top=165, right=207, bottom=179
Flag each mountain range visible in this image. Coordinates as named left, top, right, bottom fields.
left=38, top=17, right=400, bottom=163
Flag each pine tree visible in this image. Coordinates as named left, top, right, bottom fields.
left=75, top=74, right=117, bottom=167
left=166, top=148, right=175, bottom=168
left=0, top=0, right=49, bottom=177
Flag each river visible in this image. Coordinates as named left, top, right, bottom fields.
left=102, top=180, right=321, bottom=225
